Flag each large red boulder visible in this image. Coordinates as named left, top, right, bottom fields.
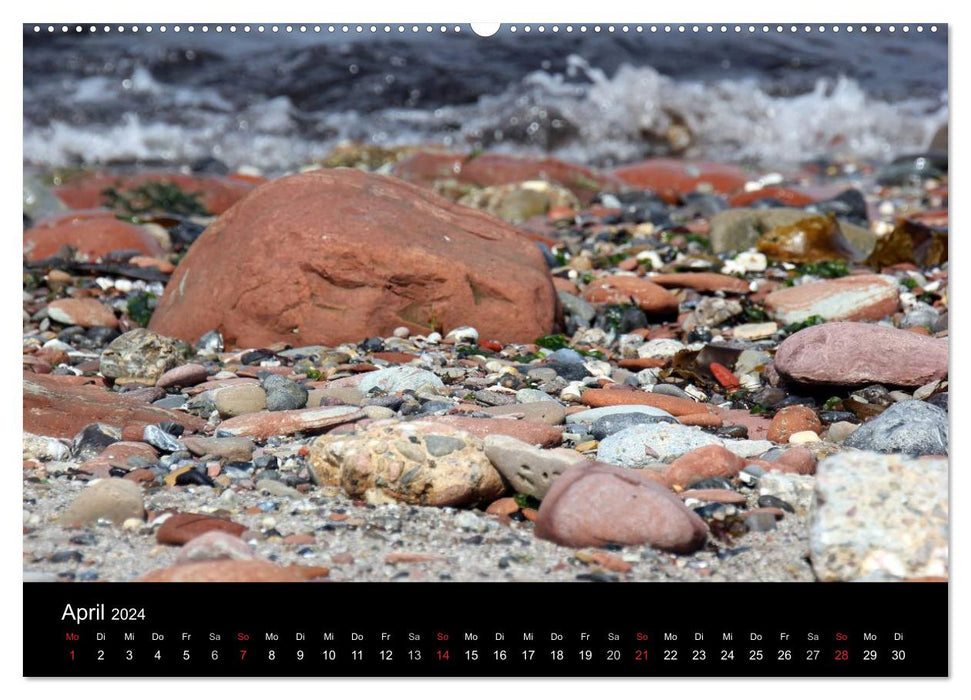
left=23, top=210, right=165, bottom=262
left=149, top=169, right=558, bottom=348
left=393, top=151, right=619, bottom=203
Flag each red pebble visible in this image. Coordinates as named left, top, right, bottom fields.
left=709, top=362, right=740, bottom=391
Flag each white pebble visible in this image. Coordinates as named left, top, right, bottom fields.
left=789, top=431, right=821, bottom=444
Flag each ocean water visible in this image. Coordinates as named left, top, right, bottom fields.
left=22, top=26, right=948, bottom=173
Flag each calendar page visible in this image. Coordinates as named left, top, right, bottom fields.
left=22, top=18, right=949, bottom=678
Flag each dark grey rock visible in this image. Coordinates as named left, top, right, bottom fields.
left=589, top=411, right=675, bottom=440
left=262, top=375, right=309, bottom=411
left=843, top=400, right=948, bottom=456
left=651, top=384, right=693, bottom=400
left=72, top=423, right=121, bottom=460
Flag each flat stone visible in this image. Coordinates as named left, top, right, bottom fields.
left=649, top=272, right=750, bottom=294
left=534, top=462, right=708, bottom=552
left=764, top=275, right=899, bottom=324
left=182, top=436, right=255, bottom=461
left=598, top=423, right=723, bottom=466
left=24, top=372, right=206, bottom=439
left=581, top=389, right=711, bottom=417
left=589, top=412, right=676, bottom=440
left=419, top=415, right=563, bottom=447
left=843, top=400, right=948, bottom=456
left=481, top=401, right=566, bottom=425
left=566, top=404, right=677, bottom=425
left=483, top=434, right=588, bottom=499
left=60, top=478, right=145, bottom=527
left=216, top=405, right=363, bottom=440
left=47, top=298, right=118, bottom=328
left=774, top=322, right=948, bottom=387
left=810, top=451, right=948, bottom=581
left=156, top=513, right=247, bottom=545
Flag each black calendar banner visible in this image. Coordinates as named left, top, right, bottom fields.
left=24, top=583, right=947, bottom=677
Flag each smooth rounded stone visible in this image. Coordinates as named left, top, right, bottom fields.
left=156, top=513, right=247, bottom=545
left=900, top=303, right=939, bottom=329
left=149, top=170, right=557, bottom=347
left=482, top=401, right=566, bottom=426
left=566, top=404, right=676, bottom=426
left=637, top=338, right=685, bottom=360
left=256, top=479, right=305, bottom=498
left=663, top=445, right=746, bottom=489
left=515, top=388, right=559, bottom=404
left=758, top=472, right=815, bottom=512
left=650, top=384, right=692, bottom=400
left=774, top=322, right=948, bottom=387
left=534, top=462, right=708, bottom=553
left=764, top=275, right=900, bottom=325
left=309, top=421, right=504, bottom=507
left=527, top=367, right=559, bottom=383
left=23, top=433, right=71, bottom=461
left=47, top=298, right=118, bottom=329
left=483, top=434, right=588, bottom=499
left=542, top=361, right=591, bottom=382
left=767, top=447, right=817, bottom=475
left=767, top=405, right=822, bottom=443
left=262, top=374, right=309, bottom=411
left=758, top=494, right=795, bottom=513
left=598, top=423, right=724, bottom=466
left=156, top=363, right=209, bottom=389
left=60, top=478, right=146, bottom=527
left=546, top=348, right=586, bottom=365
left=789, top=431, right=820, bottom=444
left=843, top=400, right=948, bottom=456
left=824, top=421, right=858, bottom=444
left=810, top=451, right=948, bottom=581
left=176, top=531, right=255, bottom=564
left=580, top=389, right=709, bottom=417
left=216, top=405, right=364, bottom=440
left=590, top=412, right=676, bottom=440
left=142, top=424, right=182, bottom=453
left=138, top=560, right=305, bottom=583
left=444, top=325, right=479, bottom=345
left=72, top=423, right=121, bottom=460
left=182, top=436, right=255, bottom=461
left=363, top=405, right=396, bottom=420
left=99, top=328, right=182, bottom=385
left=582, top=275, right=679, bottom=315
left=358, top=366, right=444, bottom=395
left=307, top=386, right=364, bottom=407
left=558, top=291, right=596, bottom=324
left=214, top=384, right=268, bottom=418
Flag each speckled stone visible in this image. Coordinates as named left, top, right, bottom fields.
left=810, top=451, right=948, bottom=581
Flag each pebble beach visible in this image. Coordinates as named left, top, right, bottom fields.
left=22, top=29, right=948, bottom=585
